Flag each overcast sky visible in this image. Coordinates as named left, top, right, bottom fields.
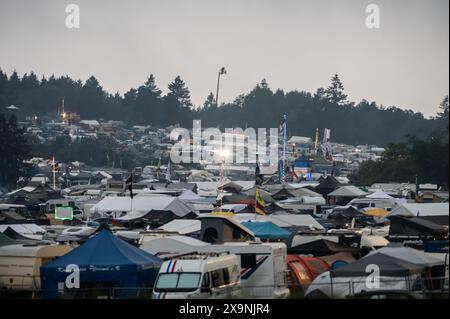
left=0, top=0, right=448, bottom=116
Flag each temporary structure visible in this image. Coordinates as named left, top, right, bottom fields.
left=328, top=186, right=367, bottom=198
left=41, top=229, right=162, bottom=299
left=367, top=245, right=445, bottom=268
left=362, top=207, right=389, bottom=218
left=241, top=221, right=292, bottom=240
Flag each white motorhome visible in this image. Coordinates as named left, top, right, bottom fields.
left=152, top=252, right=240, bottom=299
left=141, top=238, right=290, bottom=299
left=0, top=243, right=72, bottom=292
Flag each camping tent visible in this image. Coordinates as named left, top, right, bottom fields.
left=366, top=189, right=394, bottom=199
left=94, top=196, right=192, bottom=217
left=330, top=253, right=423, bottom=278
left=288, top=239, right=360, bottom=256
left=328, top=186, right=368, bottom=205
left=328, top=186, right=367, bottom=198
left=315, top=176, right=344, bottom=197
left=389, top=203, right=449, bottom=218
left=305, top=254, right=424, bottom=298
left=40, top=229, right=162, bottom=299
left=367, top=245, right=445, bottom=268
left=241, top=221, right=291, bottom=240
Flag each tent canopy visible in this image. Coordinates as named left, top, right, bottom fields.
left=366, top=190, right=394, bottom=199
left=93, top=196, right=192, bottom=221
left=40, top=229, right=162, bottom=298
left=330, top=253, right=423, bottom=278
left=241, top=221, right=292, bottom=240
left=289, top=239, right=360, bottom=256
left=367, top=245, right=445, bottom=267
left=389, top=203, right=449, bottom=217
left=328, top=186, right=367, bottom=198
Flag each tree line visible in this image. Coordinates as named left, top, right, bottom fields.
left=0, top=69, right=446, bottom=146
left=351, top=97, right=449, bottom=188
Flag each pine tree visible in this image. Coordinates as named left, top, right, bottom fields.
left=203, top=92, right=216, bottom=109
left=168, top=76, right=192, bottom=108
left=325, top=74, right=348, bottom=105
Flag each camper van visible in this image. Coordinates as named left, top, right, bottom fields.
left=141, top=238, right=290, bottom=299
left=152, top=253, right=240, bottom=299
left=0, top=243, right=72, bottom=292
left=200, top=242, right=290, bottom=299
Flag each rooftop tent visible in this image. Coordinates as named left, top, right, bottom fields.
left=329, top=253, right=423, bottom=278
left=289, top=239, right=360, bottom=256
left=241, top=221, right=292, bottom=240
left=367, top=245, right=445, bottom=268
left=40, top=229, right=162, bottom=299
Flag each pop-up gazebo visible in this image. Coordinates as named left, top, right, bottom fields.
left=40, top=229, right=162, bottom=299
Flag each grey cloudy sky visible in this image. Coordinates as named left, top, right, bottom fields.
left=0, top=0, right=448, bottom=117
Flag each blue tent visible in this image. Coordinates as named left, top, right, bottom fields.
left=241, top=221, right=291, bottom=240
left=40, top=229, right=162, bottom=299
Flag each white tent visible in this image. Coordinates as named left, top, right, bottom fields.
left=366, top=189, right=394, bottom=199
left=140, top=235, right=209, bottom=256
left=389, top=203, right=449, bottom=217
left=328, top=186, right=367, bottom=198
left=159, top=219, right=201, bottom=235
left=93, top=196, right=192, bottom=220
left=178, top=190, right=203, bottom=201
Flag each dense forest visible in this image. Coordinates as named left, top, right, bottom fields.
left=0, top=69, right=446, bottom=146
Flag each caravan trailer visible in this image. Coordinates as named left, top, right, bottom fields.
left=0, top=243, right=72, bottom=292
left=152, top=252, right=240, bottom=299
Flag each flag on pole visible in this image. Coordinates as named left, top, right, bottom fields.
left=156, top=158, right=161, bottom=179
left=255, top=161, right=263, bottom=185
left=279, top=117, right=286, bottom=136
left=124, top=174, right=133, bottom=199
left=255, top=188, right=266, bottom=215
left=321, top=128, right=333, bottom=161
left=165, top=161, right=172, bottom=181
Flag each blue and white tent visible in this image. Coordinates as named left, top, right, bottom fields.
left=40, top=229, right=162, bottom=299
left=241, top=221, right=292, bottom=240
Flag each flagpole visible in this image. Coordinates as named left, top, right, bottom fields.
left=282, top=113, right=287, bottom=182
left=52, top=155, right=56, bottom=191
